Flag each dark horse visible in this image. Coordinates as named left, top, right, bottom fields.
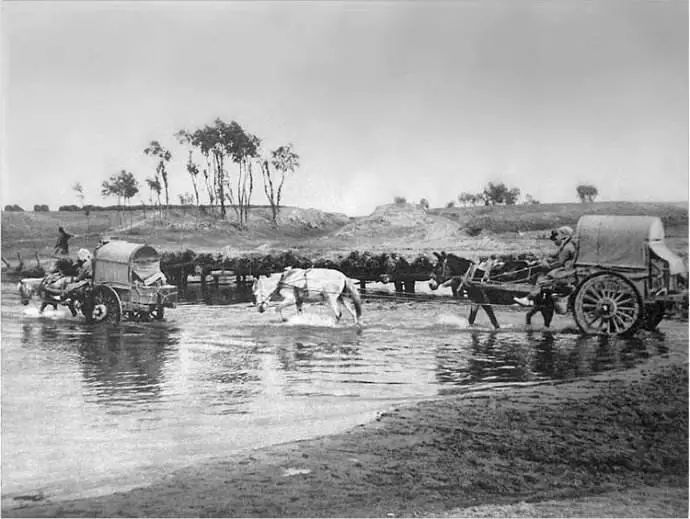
left=428, top=252, right=557, bottom=328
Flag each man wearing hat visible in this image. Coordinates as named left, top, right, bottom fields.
left=514, top=226, right=577, bottom=307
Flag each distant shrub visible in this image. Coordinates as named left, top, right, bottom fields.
left=4, top=204, right=24, bottom=212
left=466, top=225, right=483, bottom=237
left=394, top=196, right=407, bottom=204
left=58, top=204, right=81, bottom=211
left=446, top=201, right=455, bottom=208
left=418, top=198, right=429, bottom=211
left=33, top=204, right=50, bottom=212
left=576, top=184, right=598, bottom=203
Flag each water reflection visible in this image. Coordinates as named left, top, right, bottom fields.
left=3, top=282, right=686, bottom=503
left=78, top=324, right=178, bottom=406
left=20, top=319, right=178, bottom=406
left=180, top=283, right=253, bottom=305
left=434, top=329, right=670, bottom=390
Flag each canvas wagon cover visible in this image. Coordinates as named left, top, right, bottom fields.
left=575, top=215, right=684, bottom=273
left=94, top=241, right=161, bottom=284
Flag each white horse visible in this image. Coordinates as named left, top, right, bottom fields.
left=252, top=267, right=362, bottom=325
left=17, top=278, right=46, bottom=306
left=17, top=275, right=77, bottom=314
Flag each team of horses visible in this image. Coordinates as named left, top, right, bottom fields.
left=249, top=252, right=561, bottom=328
left=19, top=252, right=558, bottom=328
left=427, top=252, right=565, bottom=328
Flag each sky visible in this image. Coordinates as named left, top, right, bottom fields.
left=1, top=0, right=688, bottom=216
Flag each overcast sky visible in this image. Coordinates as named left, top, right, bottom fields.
left=1, top=0, right=687, bottom=216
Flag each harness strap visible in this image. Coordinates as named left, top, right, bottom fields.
left=303, top=268, right=311, bottom=294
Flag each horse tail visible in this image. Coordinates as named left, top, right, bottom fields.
left=343, top=277, right=362, bottom=319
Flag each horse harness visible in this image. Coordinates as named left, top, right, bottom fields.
left=257, top=268, right=313, bottom=308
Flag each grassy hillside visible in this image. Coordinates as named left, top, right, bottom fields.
left=2, top=201, right=687, bottom=266
left=431, top=201, right=688, bottom=234
left=1, top=206, right=351, bottom=260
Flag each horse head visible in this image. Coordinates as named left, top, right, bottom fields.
left=252, top=274, right=278, bottom=313
left=429, top=252, right=474, bottom=290
left=17, top=278, right=40, bottom=305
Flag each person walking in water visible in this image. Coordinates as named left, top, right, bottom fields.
left=54, top=226, right=73, bottom=256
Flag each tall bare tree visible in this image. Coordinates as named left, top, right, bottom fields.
left=183, top=118, right=260, bottom=227
left=144, top=141, right=172, bottom=210
left=175, top=130, right=202, bottom=210
left=261, top=144, right=300, bottom=225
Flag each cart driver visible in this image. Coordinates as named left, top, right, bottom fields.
left=62, top=249, right=93, bottom=296
left=514, top=226, right=577, bottom=307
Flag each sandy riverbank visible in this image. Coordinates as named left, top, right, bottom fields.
left=5, top=354, right=687, bottom=518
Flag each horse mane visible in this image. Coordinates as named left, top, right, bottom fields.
left=442, top=253, right=475, bottom=276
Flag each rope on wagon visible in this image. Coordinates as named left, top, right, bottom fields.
left=486, top=265, right=541, bottom=281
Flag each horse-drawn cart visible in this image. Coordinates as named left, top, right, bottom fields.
left=569, top=215, right=687, bottom=335
left=431, top=215, right=688, bottom=336
left=19, top=241, right=178, bottom=323
left=85, top=241, right=178, bottom=323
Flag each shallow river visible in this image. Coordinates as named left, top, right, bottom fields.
left=1, top=282, right=687, bottom=507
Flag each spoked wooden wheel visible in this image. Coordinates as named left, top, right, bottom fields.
left=90, top=286, right=122, bottom=324
left=573, top=272, right=642, bottom=336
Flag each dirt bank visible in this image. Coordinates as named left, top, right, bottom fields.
left=3, top=202, right=687, bottom=263
left=6, top=358, right=687, bottom=518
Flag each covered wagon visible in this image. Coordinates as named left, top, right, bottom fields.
left=571, top=215, right=687, bottom=335
left=86, top=240, right=178, bottom=323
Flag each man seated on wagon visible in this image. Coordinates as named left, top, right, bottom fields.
left=513, top=226, right=577, bottom=307
left=62, top=249, right=93, bottom=295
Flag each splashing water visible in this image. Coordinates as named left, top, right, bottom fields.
left=22, top=307, right=71, bottom=320
left=435, top=313, right=470, bottom=328
left=284, top=313, right=339, bottom=327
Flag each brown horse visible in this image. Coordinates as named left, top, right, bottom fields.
left=429, top=252, right=557, bottom=328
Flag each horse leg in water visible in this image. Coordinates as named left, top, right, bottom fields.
left=467, top=303, right=499, bottom=328
left=468, top=304, right=480, bottom=324
left=270, top=290, right=297, bottom=321
left=39, top=302, right=58, bottom=313
left=482, top=304, right=500, bottom=329
left=527, top=292, right=555, bottom=327
left=294, top=288, right=305, bottom=314
left=338, top=297, right=358, bottom=324
left=466, top=287, right=500, bottom=329
left=326, top=292, right=342, bottom=322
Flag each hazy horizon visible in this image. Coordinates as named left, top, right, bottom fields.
left=2, top=1, right=688, bottom=216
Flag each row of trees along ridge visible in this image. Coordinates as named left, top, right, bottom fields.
left=82, top=118, right=300, bottom=230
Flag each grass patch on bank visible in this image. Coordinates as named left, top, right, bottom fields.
left=432, top=201, right=688, bottom=234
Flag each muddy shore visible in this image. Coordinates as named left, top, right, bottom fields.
left=6, top=354, right=687, bottom=518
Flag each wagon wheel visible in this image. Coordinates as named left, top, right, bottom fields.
left=642, top=302, right=665, bottom=331
left=573, top=272, right=642, bottom=336
left=90, top=285, right=122, bottom=324
left=150, top=305, right=165, bottom=321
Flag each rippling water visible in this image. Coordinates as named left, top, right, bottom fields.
left=1, top=281, right=686, bottom=506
